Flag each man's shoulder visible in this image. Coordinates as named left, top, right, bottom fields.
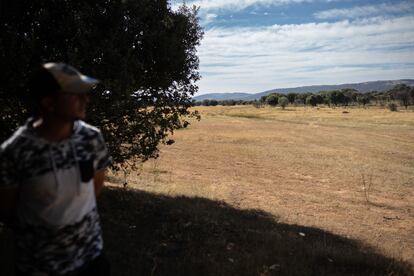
left=74, top=120, right=104, bottom=140
left=76, top=120, right=101, bottom=133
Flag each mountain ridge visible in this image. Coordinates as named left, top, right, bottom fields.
left=193, top=79, right=414, bottom=101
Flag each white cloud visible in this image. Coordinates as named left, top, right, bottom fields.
left=204, top=13, right=218, bottom=23
left=196, top=15, right=414, bottom=93
left=314, top=2, right=414, bottom=20
left=172, top=0, right=314, bottom=12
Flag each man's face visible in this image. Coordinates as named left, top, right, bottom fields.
left=49, top=91, right=90, bottom=121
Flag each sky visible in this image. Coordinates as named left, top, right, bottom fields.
left=171, top=0, right=414, bottom=95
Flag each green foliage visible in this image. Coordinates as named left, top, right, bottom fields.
left=260, top=95, right=268, bottom=103
left=0, top=0, right=203, bottom=168
left=194, top=99, right=256, bottom=106
left=357, top=95, right=371, bottom=106
left=328, top=91, right=346, bottom=106
left=221, top=99, right=237, bottom=106
left=389, top=84, right=412, bottom=109
left=278, top=96, right=289, bottom=109
left=306, top=95, right=318, bottom=107
left=340, top=88, right=358, bottom=106
left=287, top=92, right=298, bottom=104
left=193, top=84, right=412, bottom=109
left=208, top=99, right=219, bottom=106
left=388, top=103, right=398, bottom=112
left=266, top=94, right=279, bottom=106
left=296, top=92, right=312, bottom=105
left=201, top=99, right=210, bottom=106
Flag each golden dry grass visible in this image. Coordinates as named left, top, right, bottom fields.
left=111, top=105, right=414, bottom=265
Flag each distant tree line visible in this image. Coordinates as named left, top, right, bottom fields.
left=193, top=99, right=255, bottom=106
left=194, top=84, right=414, bottom=110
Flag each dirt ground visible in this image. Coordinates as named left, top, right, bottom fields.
left=110, top=105, right=414, bottom=265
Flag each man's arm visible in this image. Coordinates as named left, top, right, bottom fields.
left=93, top=169, right=106, bottom=198
left=0, top=188, right=18, bottom=225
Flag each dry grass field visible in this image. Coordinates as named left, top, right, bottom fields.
left=2, top=105, right=413, bottom=275
left=109, top=105, right=414, bottom=270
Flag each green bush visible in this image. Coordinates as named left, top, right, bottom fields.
left=279, top=96, right=289, bottom=109
left=388, top=103, right=398, bottom=112
left=306, top=95, right=317, bottom=107
left=266, top=95, right=278, bottom=106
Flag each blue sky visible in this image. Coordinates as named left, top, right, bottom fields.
left=171, top=0, right=414, bottom=95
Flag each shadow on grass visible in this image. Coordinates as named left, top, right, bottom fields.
left=99, top=187, right=412, bottom=276
left=0, top=186, right=412, bottom=276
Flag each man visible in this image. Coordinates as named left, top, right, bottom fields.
left=0, top=63, right=111, bottom=275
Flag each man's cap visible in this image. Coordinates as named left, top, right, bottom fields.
left=42, top=62, right=99, bottom=94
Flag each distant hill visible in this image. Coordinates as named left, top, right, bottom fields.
left=193, top=92, right=251, bottom=101
left=193, top=79, right=414, bottom=101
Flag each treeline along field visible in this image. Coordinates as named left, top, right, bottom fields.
left=112, top=105, right=414, bottom=273
left=195, top=84, right=414, bottom=110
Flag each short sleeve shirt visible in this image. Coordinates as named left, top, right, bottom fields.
left=0, top=119, right=111, bottom=275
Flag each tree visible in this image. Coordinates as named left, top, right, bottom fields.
left=327, top=90, right=346, bottom=106
left=341, top=88, right=358, bottom=106
left=209, top=99, right=218, bottom=106
left=252, top=100, right=264, bottom=108
left=202, top=99, right=211, bottom=106
left=388, top=103, right=398, bottom=112
left=390, top=84, right=412, bottom=109
left=370, top=91, right=389, bottom=106
left=0, top=0, right=203, bottom=169
left=260, top=95, right=268, bottom=103
left=222, top=100, right=237, bottom=106
left=315, top=94, right=324, bottom=105
left=357, top=95, right=370, bottom=107
left=287, top=93, right=298, bottom=104
left=306, top=95, right=318, bottom=107
left=266, top=94, right=279, bottom=106
left=279, top=96, right=289, bottom=109
left=296, top=92, right=312, bottom=105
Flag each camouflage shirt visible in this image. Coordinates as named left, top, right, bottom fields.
left=0, top=118, right=111, bottom=275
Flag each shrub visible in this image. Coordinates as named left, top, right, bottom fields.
left=252, top=101, right=264, bottom=108
left=279, top=96, right=289, bottom=109
left=266, top=95, right=279, bottom=106
left=388, top=103, right=398, bottom=112
left=306, top=95, right=317, bottom=107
